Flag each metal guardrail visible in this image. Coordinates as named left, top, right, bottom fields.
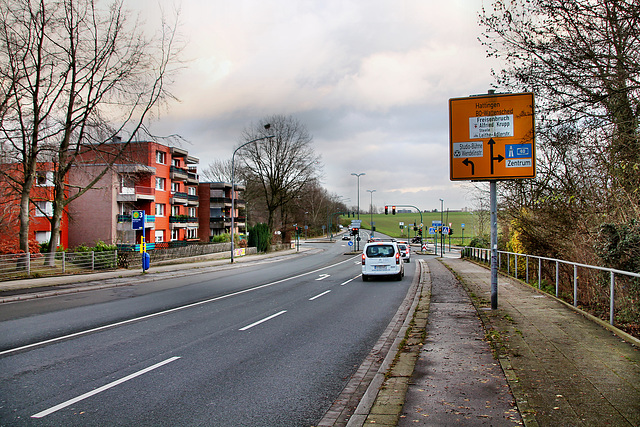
left=462, top=247, right=640, bottom=326
left=0, top=251, right=120, bottom=282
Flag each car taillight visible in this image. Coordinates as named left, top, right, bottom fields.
left=396, top=252, right=400, bottom=264
left=362, top=253, right=366, bottom=265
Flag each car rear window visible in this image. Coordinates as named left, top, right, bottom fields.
left=397, top=244, right=407, bottom=250
left=366, top=245, right=395, bottom=257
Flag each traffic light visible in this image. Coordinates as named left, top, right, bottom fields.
left=351, top=227, right=359, bottom=236
left=448, top=228, right=454, bottom=235
left=392, top=206, right=396, bottom=215
left=418, top=228, right=423, bottom=236
left=385, top=206, right=388, bottom=215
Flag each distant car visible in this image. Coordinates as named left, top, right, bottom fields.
left=361, top=241, right=404, bottom=281
left=396, top=242, right=411, bottom=263
left=342, top=234, right=351, bottom=240
left=368, top=237, right=382, bottom=243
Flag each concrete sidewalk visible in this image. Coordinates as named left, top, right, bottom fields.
left=358, top=256, right=640, bottom=426
left=444, top=257, right=640, bottom=426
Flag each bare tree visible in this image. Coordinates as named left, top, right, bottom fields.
left=239, top=115, right=321, bottom=238
left=200, top=158, right=233, bottom=183
left=0, top=0, right=180, bottom=255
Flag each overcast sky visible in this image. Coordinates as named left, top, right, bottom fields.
left=133, top=0, right=500, bottom=212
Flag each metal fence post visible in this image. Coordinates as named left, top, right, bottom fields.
left=92, top=251, right=95, bottom=270
left=538, top=258, right=542, bottom=289
left=515, top=254, right=518, bottom=280
left=556, top=261, right=560, bottom=297
left=610, top=272, right=615, bottom=325
left=27, top=252, right=31, bottom=275
left=526, top=255, right=529, bottom=283
left=62, top=251, right=66, bottom=273
left=573, top=265, right=578, bottom=307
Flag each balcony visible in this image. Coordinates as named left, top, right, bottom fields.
left=116, top=186, right=155, bottom=202
left=170, top=166, right=188, bottom=180
left=187, top=194, right=199, bottom=206
left=116, top=214, right=155, bottom=231
left=170, top=191, right=188, bottom=205
left=186, top=171, right=199, bottom=184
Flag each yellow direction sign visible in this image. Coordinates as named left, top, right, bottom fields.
left=449, top=92, right=535, bottom=181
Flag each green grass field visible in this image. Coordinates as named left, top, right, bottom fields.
left=340, top=211, right=477, bottom=245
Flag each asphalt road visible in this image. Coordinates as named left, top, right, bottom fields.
left=0, top=239, right=415, bottom=426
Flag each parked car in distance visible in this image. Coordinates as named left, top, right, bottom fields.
left=368, top=237, right=382, bottom=243
left=361, top=241, right=404, bottom=281
left=342, top=234, right=351, bottom=240
left=396, top=242, right=411, bottom=263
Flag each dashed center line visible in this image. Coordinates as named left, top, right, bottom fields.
left=239, top=311, right=287, bottom=331
left=309, top=290, right=331, bottom=301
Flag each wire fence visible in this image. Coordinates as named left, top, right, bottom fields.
left=0, top=251, right=122, bottom=282
left=462, top=247, right=640, bottom=338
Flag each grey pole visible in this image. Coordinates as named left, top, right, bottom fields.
left=231, top=125, right=274, bottom=263
left=490, top=180, right=498, bottom=309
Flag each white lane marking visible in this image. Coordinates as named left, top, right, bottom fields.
left=316, top=274, right=330, bottom=281
left=340, top=274, right=361, bottom=286
left=239, top=310, right=287, bottom=331
left=309, top=290, right=331, bottom=301
left=31, top=357, right=180, bottom=418
left=1, top=256, right=358, bottom=356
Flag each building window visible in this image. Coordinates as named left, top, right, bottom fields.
left=156, top=151, right=166, bottom=164
left=155, top=203, right=165, bottom=217
left=34, top=201, right=53, bottom=217
left=188, top=186, right=196, bottom=196
left=188, top=207, right=196, bottom=217
left=171, top=205, right=180, bottom=216
left=210, top=207, right=222, bottom=218
left=155, top=231, right=164, bottom=243
left=172, top=158, right=180, bottom=167
left=171, top=181, right=180, bottom=193
left=155, top=177, right=165, bottom=190
left=36, top=171, right=54, bottom=187
left=186, top=228, right=198, bottom=239
left=171, top=229, right=179, bottom=241
left=35, top=231, right=51, bottom=244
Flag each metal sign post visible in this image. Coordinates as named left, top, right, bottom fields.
left=449, top=91, right=535, bottom=310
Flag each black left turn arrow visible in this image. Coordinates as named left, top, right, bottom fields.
left=462, top=158, right=475, bottom=175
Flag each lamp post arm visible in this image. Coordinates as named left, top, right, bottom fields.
left=230, top=134, right=275, bottom=263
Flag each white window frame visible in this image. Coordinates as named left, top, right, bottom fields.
left=155, top=231, right=164, bottom=243
left=155, top=203, right=165, bottom=217
left=188, top=207, right=196, bottom=217
left=156, top=150, right=166, bottom=165
left=171, top=229, right=179, bottom=241
left=171, top=205, right=180, bottom=216
left=34, top=201, right=53, bottom=217
left=171, top=181, right=180, bottom=193
left=155, top=177, right=165, bottom=191
left=188, top=186, right=196, bottom=196
left=36, top=171, right=54, bottom=187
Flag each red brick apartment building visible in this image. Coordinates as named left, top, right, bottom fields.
left=68, top=140, right=200, bottom=249
left=0, top=162, right=70, bottom=253
left=198, top=182, right=247, bottom=241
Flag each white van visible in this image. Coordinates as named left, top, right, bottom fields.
left=361, top=241, right=404, bottom=281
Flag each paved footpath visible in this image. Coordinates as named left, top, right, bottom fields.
left=399, top=258, right=521, bottom=425
left=441, top=257, right=640, bottom=426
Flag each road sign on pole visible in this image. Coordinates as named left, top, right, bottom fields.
left=449, top=92, right=535, bottom=181
left=132, top=210, right=144, bottom=230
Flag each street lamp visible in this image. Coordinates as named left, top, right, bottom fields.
left=351, top=172, right=365, bottom=219
left=440, top=198, right=444, bottom=257
left=231, top=124, right=275, bottom=263
left=367, top=189, right=376, bottom=237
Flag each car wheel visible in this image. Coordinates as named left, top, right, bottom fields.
left=396, top=271, right=402, bottom=281
left=362, top=274, right=368, bottom=282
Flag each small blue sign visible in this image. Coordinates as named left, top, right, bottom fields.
left=432, top=220, right=442, bottom=227
left=505, top=144, right=532, bottom=159
left=132, top=210, right=145, bottom=230
left=428, top=227, right=436, bottom=235
left=348, top=241, right=353, bottom=246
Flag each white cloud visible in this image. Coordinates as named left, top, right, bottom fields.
left=132, top=0, right=500, bottom=210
